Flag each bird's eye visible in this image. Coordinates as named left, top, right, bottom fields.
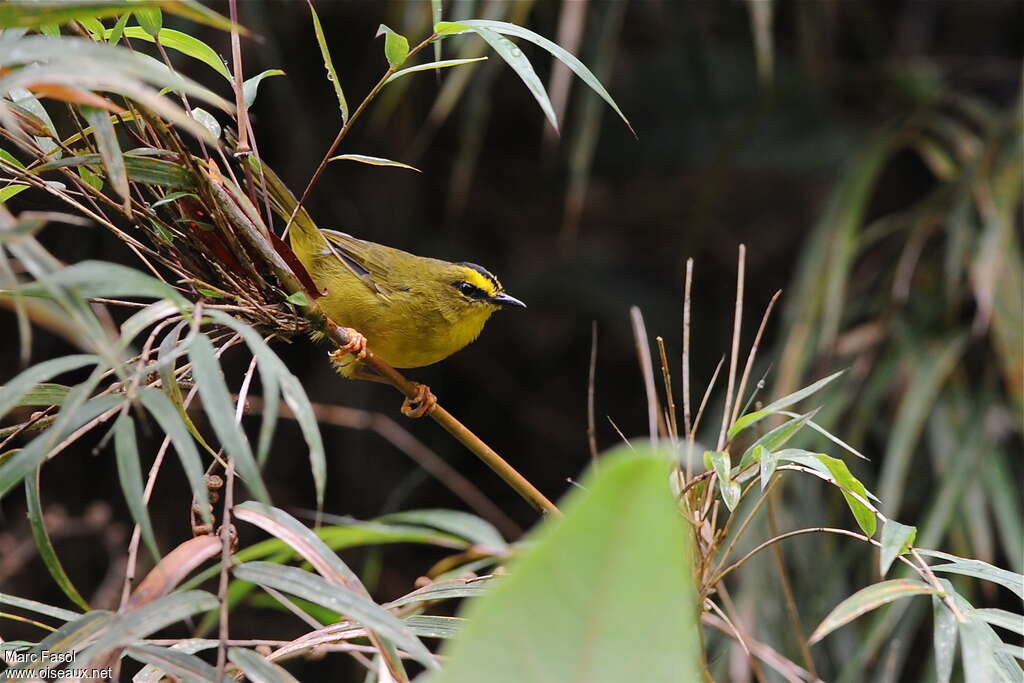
left=454, top=281, right=485, bottom=299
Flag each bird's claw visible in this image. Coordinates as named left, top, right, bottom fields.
left=401, top=383, right=437, bottom=419
left=328, top=328, right=369, bottom=366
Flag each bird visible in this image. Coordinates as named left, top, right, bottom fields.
left=288, top=222, right=525, bottom=417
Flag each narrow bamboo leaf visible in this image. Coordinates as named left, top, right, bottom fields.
left=228, top=647, right=300, bottom=683
left=405, top=615, right=464, bottom=640
left=961, top=616, right=993, bottom=683
left=78, top=590, right=218, bottom=667
left=9, top=382, right=69, bottom=408
left=0, top=2, right=240, bottom=33
left=918, top=550, right=1024, bottom=599
left=136, top=386, right=210, bottom=525
left=377, top=509, right=506, bottom=551
left=0, top=184, right=29, bottom=203
left=456, top=19, right=633, bottom=135
left=376, top=24, right=409, bottom=67
left=757, top=446, right=775, bottom=492
left=108, top=11, right=130, bottom=45
left=729, top=369, right=846, bottom=439
left=431, top=447, right=700, bottom=683
left=328, top=154, right=420, bottom=172
left=17, top=260, right=188, bottom=307
left=384, top=578, right=492, bottom=609
left=150, top=190, right=198, bottom=208
left=307, top=0, right=347, bottom=122
left=114, top=415, right=160, bottom=563
left=243, top=68, right=285, bottom=108
left=131, top=639, right=216, bottom=683
left=127, top=644, right=221, bottom=683
left=973, top=608, right=1024, bottom=636
left=233, top=502, right=361, bottom=587
left=0, top=148, right=25, bottom=169
left=24, top=466, right=91, bottom=611
left=188, top=334, right=270, bottom=505
left=133, top=8, right=162, bottom=36
left=775, top=449, right=877, bottom=536
left=809, top=579, right=936, bottom=644
left=706, top=450, right=739, bottom=511
left=3, top=611, right=112, bottom=678
left=37, top=152, right=196, bottom=188
left=105, top=26, right=229, bottom=79
left=467, top=26, right=557, bottom=131
left=879, top=520, right=917, bottom=576
left=933, top=591, right=958, bottom=683
left=738, top=408, right=819, bottom=468
left=190, top=106, right=220, bottom=139
left=78, top=164, right=103, bottom=190
left=233, top=562, right=436, bottom=670
left=384, top=56, right=487, bottom=84
left=0, top=593, right=79, bottom=623
left=207, top=311, right=321, bottom=507
left=81, top=105, right=129, bottom=208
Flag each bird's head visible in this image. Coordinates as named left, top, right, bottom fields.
left=448, top=261, right=526, bottom=313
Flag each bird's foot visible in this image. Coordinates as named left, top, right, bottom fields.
left=328, top=328, right=369, bottom=368
left=401, top=383, right=437, bottom=419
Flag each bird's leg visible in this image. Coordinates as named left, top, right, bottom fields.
left=401, top=383, right=437, bottom=419
left=327, top=327, right=368, bottom=366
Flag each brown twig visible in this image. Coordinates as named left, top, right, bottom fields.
left=718, top=245, right=745, bottom=450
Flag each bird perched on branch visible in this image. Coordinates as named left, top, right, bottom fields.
left=289, top=222, right=525, bottom=417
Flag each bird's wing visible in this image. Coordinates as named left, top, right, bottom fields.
left=320, top=230, right=395, bottom=298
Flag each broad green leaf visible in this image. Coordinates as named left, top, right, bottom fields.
left=0, top=184, right=29, bottom=203
left=17, top=260, right=188, bottom=307
left=377, top=509, right=507, bottom=551
left=376, top=24, right=409, bottom=67
left=933, top=591, right=958, bottom=683
left=233, top=502, right=360, bottom=587
left=434, top=21, right=470, bottom=36
left=81, top=105, right=129, bottom=207
left=0, top=2, right=239, bottom=34
left=243, top=68, right=285, bottom=108
left=455, top=19, right=633, bottom=135
left=188, top=334, right=270, bottom=505
left=207, top=310, right=322, bottom=507
left=0, top=592, right=80, bottom=623
left=114, top=415, right=160, bottom=563
left=738, top=408, right=820, bottom=468
left=879, top=519, right=917, bottom=576
left=25, top=465, right=91, bottom=611
left=307, top=0, right=347, bottom=122
left=729, top=369, right=845, bottom=439
left=228, top=647, right=299, bottom=683
left=127, top=644, right=221, bottom=683
left=432, top=447, right=701, bottom=683
left=775, top=449, right=877, bottom=536
left=133, top=8, right=162, bottom=37
left=136, top=386, right=210, bottom=525
left=77, top=16, right=106, bottom=40
left=108, top=10, right=130, bottom=45
left=233, top=562, right=436, bottom=670
left=106, top=26, right=229, bottom=80
left=78, top=164, right=103, bottom=190
left=467, top=25, right=556, bottom=131
left=78, top=590, right=218, bottom=666
left=384, top=56, right=487, bottom=84
left=328, top=154, right=421, bottom=172
left=918, top=550, right=1024, bottom=599
left=809, top=579, right=936, bottom=644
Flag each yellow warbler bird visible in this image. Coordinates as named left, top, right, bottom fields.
left=289, top=221, right=525, bottom=416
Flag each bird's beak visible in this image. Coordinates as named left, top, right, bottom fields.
left=491, top=292, right=526, bottom=309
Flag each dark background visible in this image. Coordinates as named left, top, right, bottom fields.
left=2, top=1, right=1021, bottom=680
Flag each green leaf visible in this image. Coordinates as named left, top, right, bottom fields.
left=0, top=148, right=26, bottom=169
left=78, top=164, right=103, bottom=190
left=455, top=19, right=633, bottom=135
left=706, top=450, right=740, bottom=511
left=3, top=611, right=113, bottom=678
left=432, top=446, right=701, bottom=683
left=188, top=334, right=270, bottom=505
left=108, top=10, right=130, bottom=45
left=126, top=644, right=221, bottom=683
left=114, top=415, right=160, bottom=564
left=933, top=591, right=959, bottom=683
left=243, top=68, right=285, bottom=108
left=385, top=579, right=492, bottom=610
left=150, top=190, right=198, bottom=208
left=136, top=386, right=211, bottom=525
left=384, top=56, right=487, bottom=84
left=107, top=26, right=229, bottom=80
left=328, top=154, right=421, bottom=172
left=17, top=260, right=188, bottom=307
left=190, top=106, right=220, bottom=139
left=466, top=25, right=556, bottom=131
left=7, top=382, right=69, bottom=408
left=0, top=592, right=80, bottom=623
left=80, top=105, right=129, bottom=208
left=77, top=591, right=217, bottom=667
left=405, top=614, right=464, bottom=640
left=434, top=21, right=470, bottom=36
left=757, top=445, right=775, bottom=492
left=973, top=608, right=1024, bottom=636
left=809, top=579, right=936, bottom=644
left=775, top=449, right=877, bottom=536
left=0, top=184, right=30, bottom=203
left=233, top=562, right=436, bottom=670
left=25, top=465, right=92, bottom=611
left=37, top=151, right=197, bottom=188
left=879, top=519, right=917, bottom=576
left=0, top=2, right=240, bottom=33
left=133, top=7, right=162, bottom=37
left=376, top=24, right=409, bottom=68
left=377, top=509, right=507, bottom=551
left=917, top=550, right=1024, bottom=599
left=729, top=369, right=845, bottom=439
left=307, top=0, right=347, bottom=123
left=738, top=408, right=820, bottom=468
left=284, top=290, right=310, bottom=306
left=228, top=647, right=299, bottom=683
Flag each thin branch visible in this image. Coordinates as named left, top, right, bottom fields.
left=730, top=289, right=781, bottom=429
left=587, top=320, right=599, bottom=466
left=718, top=244, right=745, bottom=450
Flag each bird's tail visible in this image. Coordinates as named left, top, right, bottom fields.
left=258, top=162, right=327, bottom=256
